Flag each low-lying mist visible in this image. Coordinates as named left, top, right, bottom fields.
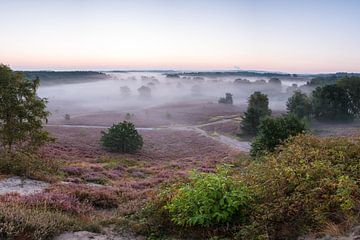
left=37, top=72, right=310, bottom=120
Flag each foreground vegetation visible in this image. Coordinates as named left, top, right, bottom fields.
left=135, top=134, right=360, bottom=239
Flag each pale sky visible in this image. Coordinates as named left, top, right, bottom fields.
left=1, top=0, right=360, bottom=73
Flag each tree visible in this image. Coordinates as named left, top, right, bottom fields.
left=268, top=77, right=281, bottom=85
left=137, top=85, right=151, bottom=98
left=0, top=64, right=51, bottom=155
left=250, top=114, right=306, bottom=157
left=100, top=121, right=143, bottom=153
left=312, top=84, right=354, bottom=121
left=241, top=92, right=271, bottom=135
left=218, top=93, right=233, bottom=104
left=286, top=90, right=312, bottom=118
left=120, top=85, right=131, bottom=97
left=337, top=76, right=360, bottom=116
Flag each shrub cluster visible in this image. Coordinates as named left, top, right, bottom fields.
left=139, top=134, right=360, bottom=239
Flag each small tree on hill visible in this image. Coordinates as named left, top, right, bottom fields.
left=250, top=114, right=307, bottom=157
left=286, top=90, right=312, bottom=119
left=100, top=121, right=143, bottom=153
left=0, top=64, right=51, bottom=155
left=241, top=92, right=271, bottom=135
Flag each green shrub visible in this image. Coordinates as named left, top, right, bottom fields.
left=165, top=167, right=251, bottom=227
left=243, top=134, right=360, bottom=239
left=250, top=114, right=306, bottom=157
left=0, top=151, right=59, bottom=180
left=100, top=121, right=143, bottom=153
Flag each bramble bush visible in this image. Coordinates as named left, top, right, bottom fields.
left=101, top=121, right=143, bottom=153
left=165, top=167, right=251, bottom=227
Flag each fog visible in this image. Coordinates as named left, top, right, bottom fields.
left=37, top=72, right=310, bottom=120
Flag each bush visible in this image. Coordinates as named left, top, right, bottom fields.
left=0, top=200, right=81, bottom=240
left=49, top=184, right=121, bottom=209
left=165, top=167, right=251, bottom=227
left=243, top=134, right=360, bottom=239
left=286, top=90, right=312, bottom=118
left=101, top=121, right=143, bottom=153
left=250, top=114, right=306, bottom=157
left=241, top=92, right=271, bottom=135
left=0, top=151, right=59, bottom=179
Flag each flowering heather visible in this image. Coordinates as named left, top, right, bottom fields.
left=23, top=192, right=93, bottom=214
left=49, top=184, right=121, bottom=209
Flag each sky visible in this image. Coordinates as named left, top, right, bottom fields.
left=1, top=0, right=360, bottom=73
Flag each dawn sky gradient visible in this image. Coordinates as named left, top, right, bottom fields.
left=1, top=0, right=360, bottom=73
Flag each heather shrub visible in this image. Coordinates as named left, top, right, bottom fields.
left=0, top=200, right=80, bottom=240
left=22, top=192, right=94, bottom=214
left=241, top=134, right=360, bottom=239
left=49, top=184, right=120, bottom=209
left=101, top=121, right=143, bottom=153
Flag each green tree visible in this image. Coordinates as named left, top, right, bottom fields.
left=250, top=114, right=306, bottom=157
left=0, top=64, right=51, bottom=155
left=286, top=90, right=312, bottom=118
left=241, top=92, right=271, bottom=135
left=337, top=76, right=360, bottom=116
left=100, top=121, right=143, bottom=153
left=312, top=84, right=354, bottom=121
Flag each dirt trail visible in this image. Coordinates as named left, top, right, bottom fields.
left=46, top=119, right=251, bottom=152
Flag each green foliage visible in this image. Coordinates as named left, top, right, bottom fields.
left=244, top=134, right=360, bottom=239
left=286, top=90, right=312, bottom=118
left=165, top=167, right=251, bottom=227
left=337, top=76, right=360, bottom=116
left=312, top=84, right=354, bottom=121
left=0, top=151, right=59, bottom=180
left=218, top=93, right=233, bottom=105
left=250, top=114, right=306, bottom=157
left=241, top=92, right=271, bottom=135
left=0, top=64, right=52, bottom=154
left=100, top=121, right=143, bottom=153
